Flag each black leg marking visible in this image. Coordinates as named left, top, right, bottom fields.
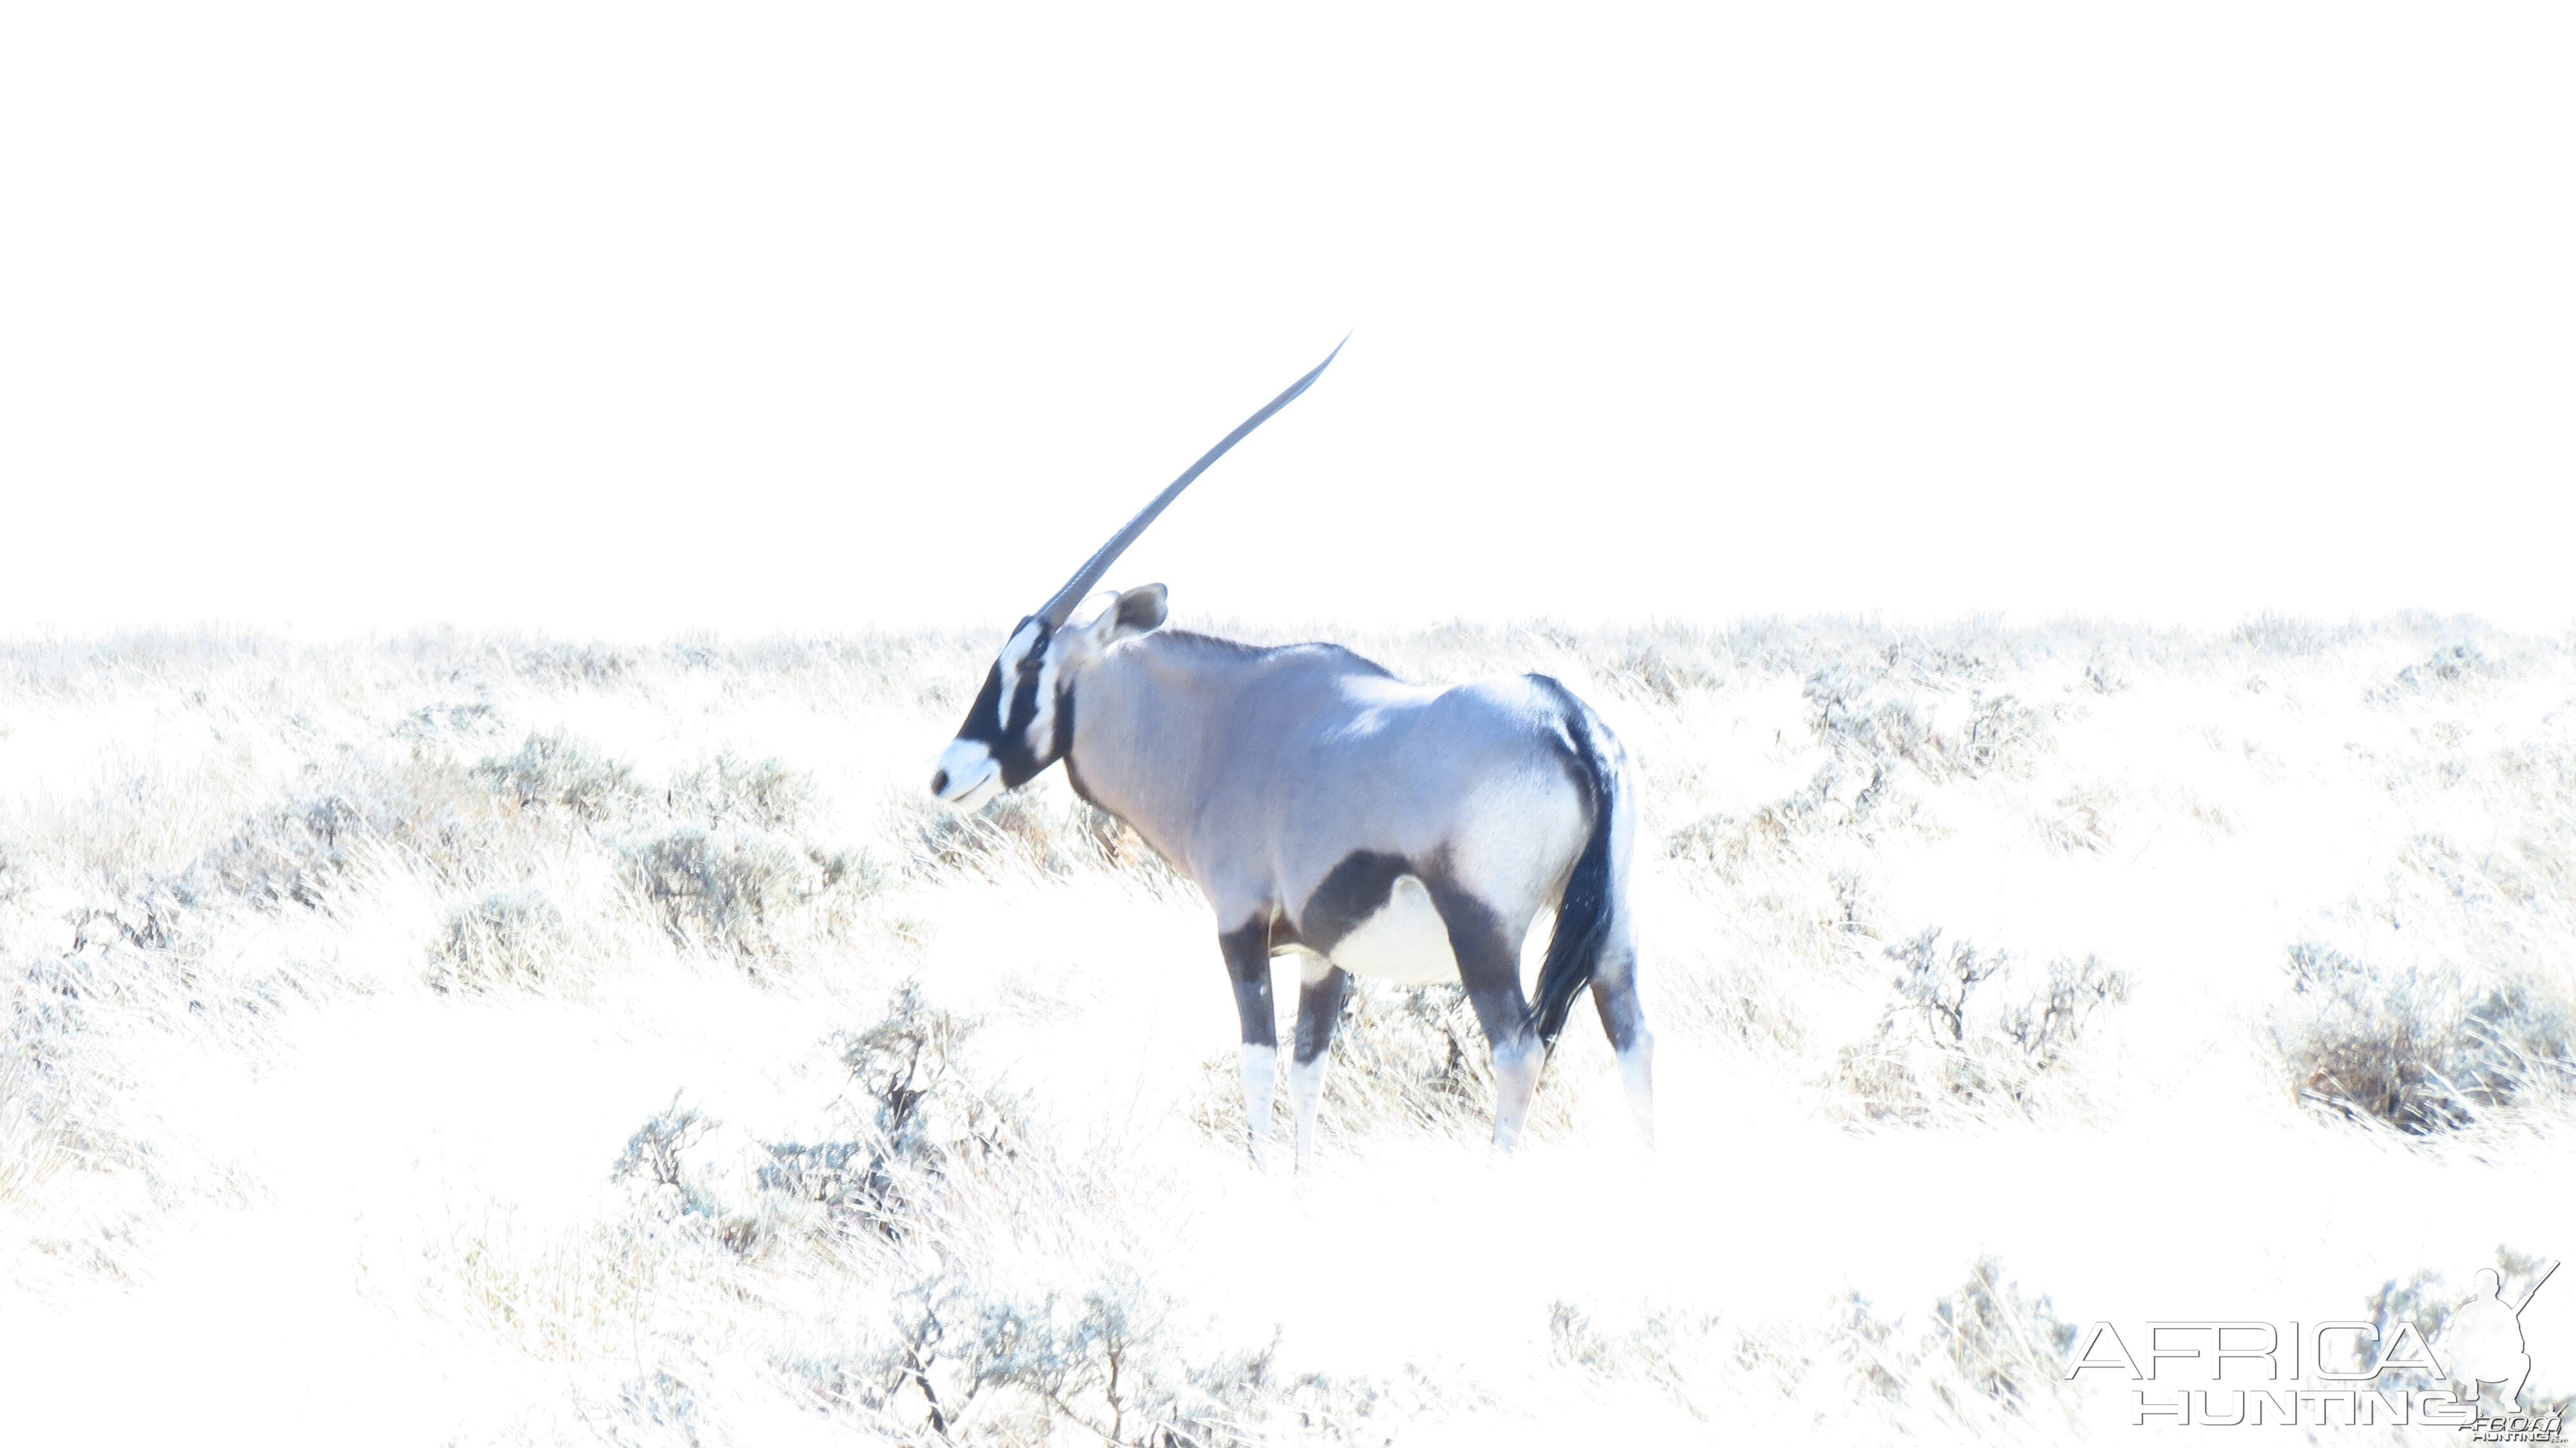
left=1423, top=877, right=1546, bottom=1148
left=1217, top=922, right=1276, bottom=1047
left=1295, top=851, right=1412, bottom=956
left=1590, top=944, right=1656, bottom=1145
left=1289, top=961, right=1350, bottom=1167
left=1422, top=878, right=1527, bottom=1048
left=1294, top=964, right=1350, bottom=1065
left=1589, top=939, right=1648, bottom=1055
left=1219, top=920, right=1283, bottom=1162
left=1590, top=976, right=1649, bottom=1054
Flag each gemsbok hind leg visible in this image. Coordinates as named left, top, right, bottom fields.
left=1590, top=943, right=1655, bottom=1145
left=1289, top=960, right=1350, bottom=1170
left=1432, top=888, right=1543, bottom=1150
left=1217, top=922, right=1280, bottom=1165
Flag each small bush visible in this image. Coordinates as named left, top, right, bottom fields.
left=210, top=792, right=386, bottom=908
left=506, top=641, right=641, bottom=687
left=182, top=763, right=493, bottom=912
left=757, top=984, right=1021, bottom=1241
left=614, top=1096, right=719, bottom=1202
left=2273, top=943, right=2575, bottom=1133
left=0, top=962, right=102, bottom=1208
left=1598, top=638, right=1724, bottom=704
left=1887, top=928, right=2008, bottom=1046
left=1549, top=1259, right=2078, bottom=1429
left=1665, top=759, right=1904, bottom=880
left=667, top=751, right=813, bottom=832
left=1926, top=1257, right=2078, bottom=1411
left=71, top=873, right=214, bottom=955
left=2231, top=614, right=2346, bottom=658
left=1837, top=930, right=2127, bottom=1122
left=1804, top=647, right=2047, bottom=785
left=606, top=1369, right=705, bottom=1447
left=2000, top=955, right=2128, bottom=1072
left=1665, top=652, right=2050, bottom=880
left=473, top=730, right=640, bottom=821
left=1548, top=1300, right=1725, bottom=1417
left=864, top=1263, right=1321, bottom=1447
left=2380, top=640, right=2504, bottom=698
left=623, top=826, right=820, bottom=953
left=428, top=887, right=571, bottom=993
left=600, top=987, right=1025, bottom=1265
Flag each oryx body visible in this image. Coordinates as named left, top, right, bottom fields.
left=931, top=347, right=1654, bottom=1163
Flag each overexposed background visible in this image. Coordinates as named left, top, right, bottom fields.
left=3, top=3, right=2570, bottom=637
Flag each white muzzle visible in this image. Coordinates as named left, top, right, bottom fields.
left=931, top=739, right=1005, bottom=811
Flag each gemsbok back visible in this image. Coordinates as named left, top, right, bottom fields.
left=929, top=345, right=1653, bottom=1165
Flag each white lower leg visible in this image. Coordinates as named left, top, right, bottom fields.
left=1619, top=1031, right=1656, bottom=1146
left=1287, top=1050, right=1329, bottom=1168
left=1490, top=1037, right=1543, bottom=1151
left=1240, top=1043, right=1278, bottom=1161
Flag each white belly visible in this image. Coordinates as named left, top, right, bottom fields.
left=1327, top=873, right=1460, bottom=984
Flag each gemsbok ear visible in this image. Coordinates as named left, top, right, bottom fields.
left=1104, top=584, right=1168, bottom=641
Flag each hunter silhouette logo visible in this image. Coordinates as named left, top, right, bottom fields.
left=2448, top=1262, right=2555, bottom=1422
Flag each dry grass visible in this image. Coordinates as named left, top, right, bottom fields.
left=2, top=617, right=2573, bottom=1443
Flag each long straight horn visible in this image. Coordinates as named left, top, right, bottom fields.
left=1035, top=338, right=1347, bottom=627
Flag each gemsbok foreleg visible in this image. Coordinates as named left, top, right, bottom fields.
left=1289, top=960, right=1350, bottom=1170
left=1217, top=922, right=1279, bottom=1163
left=1434, top=890, right=1544, bottom=1151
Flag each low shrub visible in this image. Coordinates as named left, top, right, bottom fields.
left=1549, top=1257, right=2078, bottom=1429
left=2273, top=942, right=2575, bottom=1133
left=428, top=887, right=572, bottom=993
left=666, top=751, right=813, bottom=832
left=830, top=1260, right=1358, bottom=1447
left=1926, top=1257, right=2079, bottom=1412
left=472, top=730, right=640, bottom=821
left=1836, top=929, right=2126, bottom=1122
left=2380, top=640, right=2505, bottom=698
left=1804, top=649, right=2049, bottom=785
left=622, top=826, right=820, bottom=954
left=756, top=983, right=1022, bottom=1240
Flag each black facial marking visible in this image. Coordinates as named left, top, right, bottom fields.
left=950, top=617, right=1058, bottom=790
left=1054, top=685, right=1088, bottom=801
left=956, top=664, right=1007, bottom=744
left=996, top=661, right=1048, bottom=787
left=1294, top=850, right=1414, bottom=956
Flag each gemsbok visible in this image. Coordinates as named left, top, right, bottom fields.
left=929, top=345, right=1652, bottom=1163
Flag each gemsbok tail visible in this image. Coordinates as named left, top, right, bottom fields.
left=1528, top=677, right=1624, bottom=1054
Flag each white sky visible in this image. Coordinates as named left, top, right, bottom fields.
left=3, top=4, right=2570, bottom=638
